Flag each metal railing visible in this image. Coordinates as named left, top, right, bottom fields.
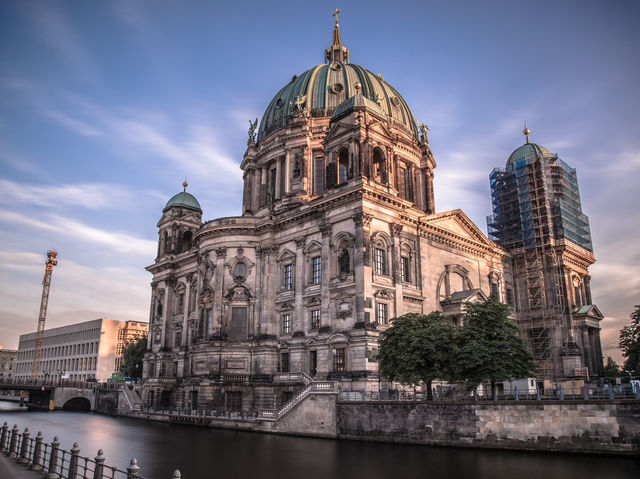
left=0, top=421, right=182, bottom=479
left=338, top=381, right=640, bottom=402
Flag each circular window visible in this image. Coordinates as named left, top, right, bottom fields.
left=390, top=96, right=400, bottom=107
left=332, top=83, right=344, bottom=94
left=275, top=98, right=283, bottom=109
left=234, top=262, right=247, bottom=279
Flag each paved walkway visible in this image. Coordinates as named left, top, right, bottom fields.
left=0, top=453, right=40, bottom=479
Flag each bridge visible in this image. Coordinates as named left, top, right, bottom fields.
left=0, top=379, right=98, bottom=411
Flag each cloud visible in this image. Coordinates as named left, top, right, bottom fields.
left=0, top=179, right=131, bottom=210
left=44, top=95, right=242, bottom=182
left=0, top=209, right=156, bottom=256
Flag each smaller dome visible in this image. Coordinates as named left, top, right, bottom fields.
left=506, top=143, right=554, bottom=170
left=163, top=191, right=202, bottom=213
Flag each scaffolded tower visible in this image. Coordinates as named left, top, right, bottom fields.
left=487, top=128, right=602, bottom=379
left=31, top=249, right=58, bottom=381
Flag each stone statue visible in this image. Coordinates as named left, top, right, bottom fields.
left=248, top=118, right=258, bottom=143
left=419, top=123, right=430, bottom=143
left=339, top=248, right=350, bottom=274
left=293, top=159, right=301, bottom=178
left=292, top=95, right=306, bottom=115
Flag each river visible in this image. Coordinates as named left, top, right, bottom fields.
left=1, top=402, right=638, bottom=478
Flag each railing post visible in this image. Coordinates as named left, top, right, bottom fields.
left=583, top=385, right=589, bottom=400
left=0, top=421, right=9, bottom=452
left=558, top=386, right=564, bottom=401
left=536, top=386, right=541, bottom=401
left=172, top=470, right=182, bottom=479
left=47, top=436, right=60, bottom=479
left=68, top=442, right=80, bottom=478
left=93, top=449, right=105, bottom=479
left=19, top=427, right=30, bottom=464
left=127, top=457, right=140, bottom=478
left=32, top=431, right=44, bottom=471
left=514, top=386, right=519, bottom=401
left=8, top=424, right=19, bottom=458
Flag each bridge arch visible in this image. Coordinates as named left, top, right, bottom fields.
left=62, top=397, right=91, bottom=412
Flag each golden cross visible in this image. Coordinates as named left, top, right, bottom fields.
left=333, top=8, right=341, bottom=26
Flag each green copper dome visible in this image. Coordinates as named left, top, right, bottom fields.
left=163, top=191, right=202, bottom=213
left=506, top=143, right=554, bottom=170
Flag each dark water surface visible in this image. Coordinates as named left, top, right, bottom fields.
left=1, top=402, right=638, bottom=479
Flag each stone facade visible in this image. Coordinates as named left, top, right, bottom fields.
left=142, top=21, right=514, bottom=410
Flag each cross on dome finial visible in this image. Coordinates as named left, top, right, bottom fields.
left=325, top=8, right=349, bottom=64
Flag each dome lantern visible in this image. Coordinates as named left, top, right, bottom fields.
left=325, top=9, right=349, bottom=65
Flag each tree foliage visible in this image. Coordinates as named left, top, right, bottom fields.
left=602, top=356, right=622, bottom=378
left=119, top=336, right=147, bottom=379
left=619, top=305, right=640, bottom=374
left=454, top=295, right=535, bottom=395
left=379, top=312, right=455, bottom=398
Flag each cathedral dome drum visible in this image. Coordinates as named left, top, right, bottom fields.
left=163, top=190, right=202, bottom=213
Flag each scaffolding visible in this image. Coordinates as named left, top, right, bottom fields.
left=488, top=147, right=589, bottom=378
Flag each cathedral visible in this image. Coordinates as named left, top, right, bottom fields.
left=141, top=16, right=602, bottom=410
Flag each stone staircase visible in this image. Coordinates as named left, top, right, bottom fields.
left=258, top=379, right=337, bottom=421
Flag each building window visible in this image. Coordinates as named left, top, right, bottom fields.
left=282, top=313, right=291, bottom=335
left=506, top=288, right=514, bottom=307
left=280, top=352, right=290, bottom=373
left=374, top=248, right=386, bottom=275
left=283, top=264, right=293, bottom=291
left=401, top=256, right=410, bottom=283
left=376, top=302, right=388, bottom=324
left=310, top=309, right=320, bottom=330
left=312, top=256, right=322, bottom=284
left=230, top=307, right=248, bottom=341
left=334, top=347, right=346, bottom=372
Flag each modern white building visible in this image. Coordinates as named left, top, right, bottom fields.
left=14, top=318, right=148, bottom=383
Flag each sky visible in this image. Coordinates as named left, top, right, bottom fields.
left=0, top=0, right=638, bottom=365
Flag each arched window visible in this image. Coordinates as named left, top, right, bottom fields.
left=181, top=231, right=192, bottom=252
left=338, top=148, right=350, bottom=184
left=372, top=148, right=387, bottom=184
left=160, top=231, right=169, bottom=256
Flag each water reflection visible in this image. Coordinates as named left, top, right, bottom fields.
left=1, top=402, right=638, bottom=479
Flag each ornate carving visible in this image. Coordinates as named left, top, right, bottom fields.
left=374, top=289, right=393, bottom=300
left=306, top=296, right=322, bottom=306
left=215, top=247, right=227, bottom=259
left=418, top=123, right=430, bottom=143
left=362, top=213, right=373, bottom=228
left=319, top=222, right=332, bottom=237
left=390, top=223, right=404, bottom=237
left=294, top=236, right=306, bottom=249
left=291, top=95, right=306, bottom=116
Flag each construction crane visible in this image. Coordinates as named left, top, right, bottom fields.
left=31, top=249, right=58, bottom=382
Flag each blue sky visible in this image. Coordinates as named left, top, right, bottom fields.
left=0, top=0, right=638, bottom=364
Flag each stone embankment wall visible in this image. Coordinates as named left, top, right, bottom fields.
left=337, top=400, right=640, bottom=454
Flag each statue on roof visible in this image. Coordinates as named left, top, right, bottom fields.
left=248, top=118, right=258, bottom=144
left=418, top=123, right=430, bottom=143
left=292, top=95, right=307, bottom=115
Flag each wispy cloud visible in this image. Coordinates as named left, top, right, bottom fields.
left=0, top=179, right=131, bottom=210
left=0, top=209, right=155, bottom=256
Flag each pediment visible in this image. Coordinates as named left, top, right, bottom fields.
left=574, top=304, right=604, bottom=320
left=424, top=210, right=495, bottom=247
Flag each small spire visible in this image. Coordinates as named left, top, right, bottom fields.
left=183, top=178, right=188, bottom=192
left=523, top=122, right=531, bottom=144
left=325, top=9, right=349, bottom=64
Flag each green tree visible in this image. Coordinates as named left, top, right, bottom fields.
left=454, top=295, right=535, bottom=397
left=602, top=356, right=622, bottom=377
left=619, top=305, right=640, bottom=375
left=379, top=311, right=455, bottom=399
left=119, top=336, right=147, bottom=380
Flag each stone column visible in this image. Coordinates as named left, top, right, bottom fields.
left=353, top=214, right=367, bottom=324
left=162, top=278, right=176, bottom=349
left=284, top=149, right=291, bottom=195
left=294, top=237, right=305, bottom=333
left=582, top=326, right=593, bottom=377
left=320, top=222, right=332, bottom=328
left=214, top=248, right=226, bottom=339
left=260, top=166, right=267, bottom=207
left=275, top=158, right=282, bottom=200
left=182, top=275, right=192, bottom=347
left=391, top=223, right=403, bottom=316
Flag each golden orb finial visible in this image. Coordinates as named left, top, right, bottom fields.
left=523, top=122, right=531, bottom=143
left=183, top=179, right=188, bottom=192
left=354, top=82, right=361, bottom=93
